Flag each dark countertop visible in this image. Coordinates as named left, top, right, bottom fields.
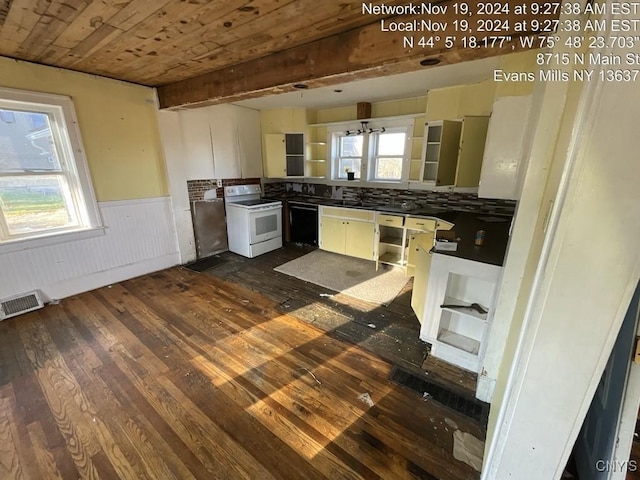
left=276, top=195, right=455, bottom=217
left=432, top=211, right=512, bottom=266
left=272, top=195, right=512, bottom=266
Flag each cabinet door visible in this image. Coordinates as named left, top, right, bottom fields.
left=319, top=216, right=345, bottom=254
left=478, top=96, right=532, bottom=199
left=406, top=232, right=434, bottom=277
left=209, top=106, right=241, bottom=179
left=285, top=133, right=305, bottom=176
left=179, top=109, right=215, bottom=180
left=455, top=116, right=490, bottom=187
left=436, top=220, right=454, bottom=231
left=434, top=120, right=462, bottom=186
left=235, top=106, right=264, bottom=178
left=344, top=220, right=375, bottom=260
left=264, top=134, right=286, bottom=178
left=411, top=245, right=431, bottom=324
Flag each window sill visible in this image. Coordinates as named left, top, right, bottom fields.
left=0, top=226, right=106, bottom=255
left=328, top=179, right=410, bottom=188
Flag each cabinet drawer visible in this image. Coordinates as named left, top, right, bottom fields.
left=321, top=207, right=375, bottom=222
left=377, top=214, right=404, bottom=227
left=406, top=217, right=436, bottom=231
left=436, top=220, right=454, bottom=231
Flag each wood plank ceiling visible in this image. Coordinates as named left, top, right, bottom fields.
left=0, top=0, right=556, bottom=108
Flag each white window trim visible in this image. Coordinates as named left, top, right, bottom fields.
left=368, top=125, right=412, bottom=182
left=328, top=118, right=414, bottom=185
left=0, top=87, right=103, bottom=251
left=331, top=131, right=364, bottom=180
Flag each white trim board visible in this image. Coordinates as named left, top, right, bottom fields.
left=42, top=253, right=179, bottom=301
left=1, top=196, right=180, bottom=302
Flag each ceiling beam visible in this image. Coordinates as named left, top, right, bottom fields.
left=158, top=1, right=554, bottom=109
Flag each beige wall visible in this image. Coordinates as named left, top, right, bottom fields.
left=0, top=57, right=168, bottom=201
left=425, top=50, right=538, bottom=121
left=260, top=108, right=308, bottom=134
left=260, top=51, right=539, bottom=182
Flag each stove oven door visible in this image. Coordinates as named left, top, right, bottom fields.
left=248, top=205, right=282, bottom=245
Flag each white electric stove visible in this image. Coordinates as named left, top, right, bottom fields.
left=224, top=185, right=282, bottom=258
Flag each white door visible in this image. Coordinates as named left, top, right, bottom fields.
left=574, top=282, right=640, bottom=479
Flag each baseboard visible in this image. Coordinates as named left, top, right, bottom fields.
left=39, top=252, right=180, bottom=302
left=476, top=374, right=496, bottom=403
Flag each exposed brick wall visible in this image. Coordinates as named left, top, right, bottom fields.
left=187, top=178, right=262, bottom=203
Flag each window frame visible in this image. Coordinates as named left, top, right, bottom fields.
left=0, top=87, right=103, bottom=250
left=368, top=125, right=412, bottom=182
left=328, top=118, right=414, bottom=184
left=331, top=131, right=365, bottom=180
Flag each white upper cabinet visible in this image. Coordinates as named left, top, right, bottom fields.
left=234, top=106, right=264, bottom=178
left=208, top=105, right=241, bottom=179
left=478, top=96, right=532, bottom=200
left=179, top=104, right=263, bottom=180
left=179, top=108, right=214, bottom=180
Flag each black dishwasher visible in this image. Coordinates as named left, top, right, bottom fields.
left=288, top=202, right=318, bottom=245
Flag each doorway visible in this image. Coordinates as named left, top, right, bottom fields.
left=570, top=282, right=640, bottom=479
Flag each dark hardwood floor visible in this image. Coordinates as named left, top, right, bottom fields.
left=207, top=244, right=478, bottom=397
left=0, top=263, right=483, bottom=479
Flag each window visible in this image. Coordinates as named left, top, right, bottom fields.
left=330, top=119, right=412, bottom=183
left=0, top=87, right=101, bottom=244
left=371, top=129, right=407, bottom=181
left=335, top=134, right=363, bottom=179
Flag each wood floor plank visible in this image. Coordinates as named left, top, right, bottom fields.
left=44, top=307, right=165, bottom=480
left=0, top=264, right=482, bottom=480
left=104, top=280, right=370, bottom=478
left=96, top=361, right=214, bottom=480
left=18, top=318, right=103, bottom=480
left=120, top=270, right=476, bottom=479
left=85, top=292, right=324, bottom=478
left=101, top=283, right=356, bottom=479
left=0, top=386, right=27, bottom=480
left=26, top=422, right=64, bottom=480
left=7, top=338, right=79, bottom=479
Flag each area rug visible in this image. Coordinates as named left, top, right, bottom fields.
left=274, top=250, right=409, bottom=306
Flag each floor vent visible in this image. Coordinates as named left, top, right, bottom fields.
left=184, top=255, right=227, bottom=272
left=389, top=366, right=489, bottom=426
left=0, top=291, right=44, bottom=320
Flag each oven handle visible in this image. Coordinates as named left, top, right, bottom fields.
left=290, top=206, right=318, bottom=212
left=248, top=205, right=282, bottom=212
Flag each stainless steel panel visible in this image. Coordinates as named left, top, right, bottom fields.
left=192, top=200, right=228, bottom=258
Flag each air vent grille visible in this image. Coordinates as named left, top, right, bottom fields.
left=0, top=292, right=43, bottom=320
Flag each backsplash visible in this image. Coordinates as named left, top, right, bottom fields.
left=263, top=182, right=517, bottom=215
left=187, top=178, right=261, bottom=203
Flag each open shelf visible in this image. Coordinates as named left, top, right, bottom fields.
left=379, top=252, right=403, bottom=265
left=440, top=295, right=488, bottom=322
left=380, top=236, right=403, bottom=246
left=438, top=328, right=480, bottom=355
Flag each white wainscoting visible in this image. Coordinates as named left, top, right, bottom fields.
left=0, top=197, right=180, bottom=301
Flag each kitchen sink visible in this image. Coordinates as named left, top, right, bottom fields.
left=327, top=200, right=378, bottom=208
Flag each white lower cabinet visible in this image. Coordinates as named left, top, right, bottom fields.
left=419, top=253, right=502, bottom=373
